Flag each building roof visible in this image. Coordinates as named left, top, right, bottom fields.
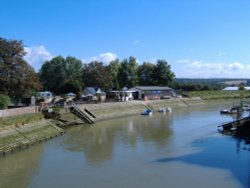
left=222, top=87, right=239, bottom=91
left=129, top=86, right=172, bottom=91
left=66, top=92, right=76, bottom=97
left=244, top=87, right=250, bottom=90
left=83, top=87, right=106, bottom=95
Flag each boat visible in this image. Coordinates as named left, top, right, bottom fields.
left=220, top=107, right=238, bottom=114
left=141, top=109, right=153, bottom=115
left=158, top=107, right=172, bottom=113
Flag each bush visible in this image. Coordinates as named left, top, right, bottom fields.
left=0, top=94, right=10, bottom=109
left=42, top=106, right=61, bottom=119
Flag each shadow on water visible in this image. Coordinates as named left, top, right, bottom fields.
left=154, top=136, right=250, bottom=187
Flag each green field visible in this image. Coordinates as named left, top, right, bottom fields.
left=186, top=90, right=250, bottom=100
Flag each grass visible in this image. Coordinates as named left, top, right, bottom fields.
left=186, top=90, right=250, bottom=100
left=0, top=113, right=44, bottom=128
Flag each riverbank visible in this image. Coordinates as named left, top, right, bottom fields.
left=0, top=97, right=243, bottom=156
left=186, top=90, right=250, bottom=100
left=58, top=97, right=206, bottom=123
left=59, top=97, right=244, bottom=124
left=0, top=113, right=64, bottom=156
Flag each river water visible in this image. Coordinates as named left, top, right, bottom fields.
left=0, top=103, right=250, bottom=188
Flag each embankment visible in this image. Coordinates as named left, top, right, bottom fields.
left=72, top=97, right=207, bottom=121
left=0, top=113, right=64, bottom=156
left=0, top=97, right=232, bottom=156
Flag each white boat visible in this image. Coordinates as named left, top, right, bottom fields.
left=141, top=109, right=153, bottom=115
left=220, top=107, right=238, bottom=114
left=158, top=107, right=172, bottom=113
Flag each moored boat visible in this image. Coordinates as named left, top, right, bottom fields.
left=158, top=107, right=172, bottom=113
left=141, top=109, right=153, bottom=115
left=220, top=107, right=238, bottom=114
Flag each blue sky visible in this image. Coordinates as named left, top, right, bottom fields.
left=1, top=0, right=250, bottom=78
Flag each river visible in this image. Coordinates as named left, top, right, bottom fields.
left=0, top=103, right=250, bottom=188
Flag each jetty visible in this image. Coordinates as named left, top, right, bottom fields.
left=219, top=116, right=250, bottom=131
left=69, top=106, right=96, bottom=124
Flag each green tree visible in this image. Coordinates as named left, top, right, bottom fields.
left=138, top=62, right=155, bottom=85
left=0, top=37, right=42, bottom=99
left=39, top=56, right=83, bottom=94
left=239, top=84, right=245, bottom=91
left=0, top=94, right=10, bottom=109
left=83, top=61, right=113, bottom=91
left=118, top=56, right=138, bottom=88
left=108, top=59, right=121, bottom=90
left=153, top=59, right=175, bottom=86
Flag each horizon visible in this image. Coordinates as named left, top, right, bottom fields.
left=1, top=0, right=250, bottom=78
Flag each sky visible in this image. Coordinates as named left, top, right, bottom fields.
left=1, top=0, right=250, bottom=78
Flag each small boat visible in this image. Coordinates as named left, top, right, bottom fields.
left=220, top=107, right=238, bottom=114
left=141, top=109, right=153, bottom=115
left=158, top=107, right=172, bottom=113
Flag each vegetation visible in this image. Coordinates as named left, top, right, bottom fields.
left=39, top=56, right=83, bottom=95
left=0, top=113, right=44, bottom=128
left=0, top=94, right=10, bottom=109
left=83, top=61, right=113, bottom=91
left=108, top=59, right=121, bottom=89
left=39, top=55, right=175, bottom=93
left=0, top=37, right=42, bottom=100
left=4, top=36, right=250, bottom=100
left=153, top=59, right=175, bottom=86
left=118, top=56, right=139, bottom=88
left=185, top=90, right=250, bottom=100
left=42, top=106, right=61, bottom=119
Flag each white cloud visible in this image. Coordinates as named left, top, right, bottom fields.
left=177, top=60, right=250, bottom=78
left=24, top=46, right=53, bottom=71
left=83, top=52, right=118, bottom=64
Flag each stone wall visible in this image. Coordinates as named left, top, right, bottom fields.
left=0, top=106, right=38, bottom=118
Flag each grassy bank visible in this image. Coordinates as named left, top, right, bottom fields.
left=0, top=113, right=64, bottom=155
left=75, top=97, right=207, bottom=122
left=0, top=113, right=44, bottom=131
left=186, top=90, right=250, bottom=100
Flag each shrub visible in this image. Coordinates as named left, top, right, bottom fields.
left=0, top=94, right=10, bottom=109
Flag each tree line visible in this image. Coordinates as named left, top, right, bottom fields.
left=0, top=37, right=175, bottom=101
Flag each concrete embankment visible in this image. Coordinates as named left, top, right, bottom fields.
left=0, top=115, right=64, bottom=156
left=74, top=97, right=207, bottom=121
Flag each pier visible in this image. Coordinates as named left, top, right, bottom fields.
left=69, top=106, right=96, bottom=124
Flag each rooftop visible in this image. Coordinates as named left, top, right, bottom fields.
left=130, top=86, right=172, bottom=91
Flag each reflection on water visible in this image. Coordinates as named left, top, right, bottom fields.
left=1, top=103, right=250, bottom=188
left=0, top=144, right=44, bottom=188
left=63, top=113, right=173, bottom=165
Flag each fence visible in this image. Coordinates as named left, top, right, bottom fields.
left=0, top=106, right=39, bottom=118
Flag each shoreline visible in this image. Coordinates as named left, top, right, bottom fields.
left=0, top=97, right=242, bottom=156
left=0, top=118, right=65, bottom=156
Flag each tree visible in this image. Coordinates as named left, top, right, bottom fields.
left=138, top=62, right=155, bottom=85
left=83, top=61, right=113, bottom=91
left=239, top=84, right=245, bottom=91
left=118, top=56, right=138, bottom=88
left=39, top=56, right=83, bottom=94
left=0, top=94, right=9, bottom=109
left=0, top=37, right=41, bottom=99
left=153, top=59, right=175, bottom=86
left=108, top=59, right=121, bottom=90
